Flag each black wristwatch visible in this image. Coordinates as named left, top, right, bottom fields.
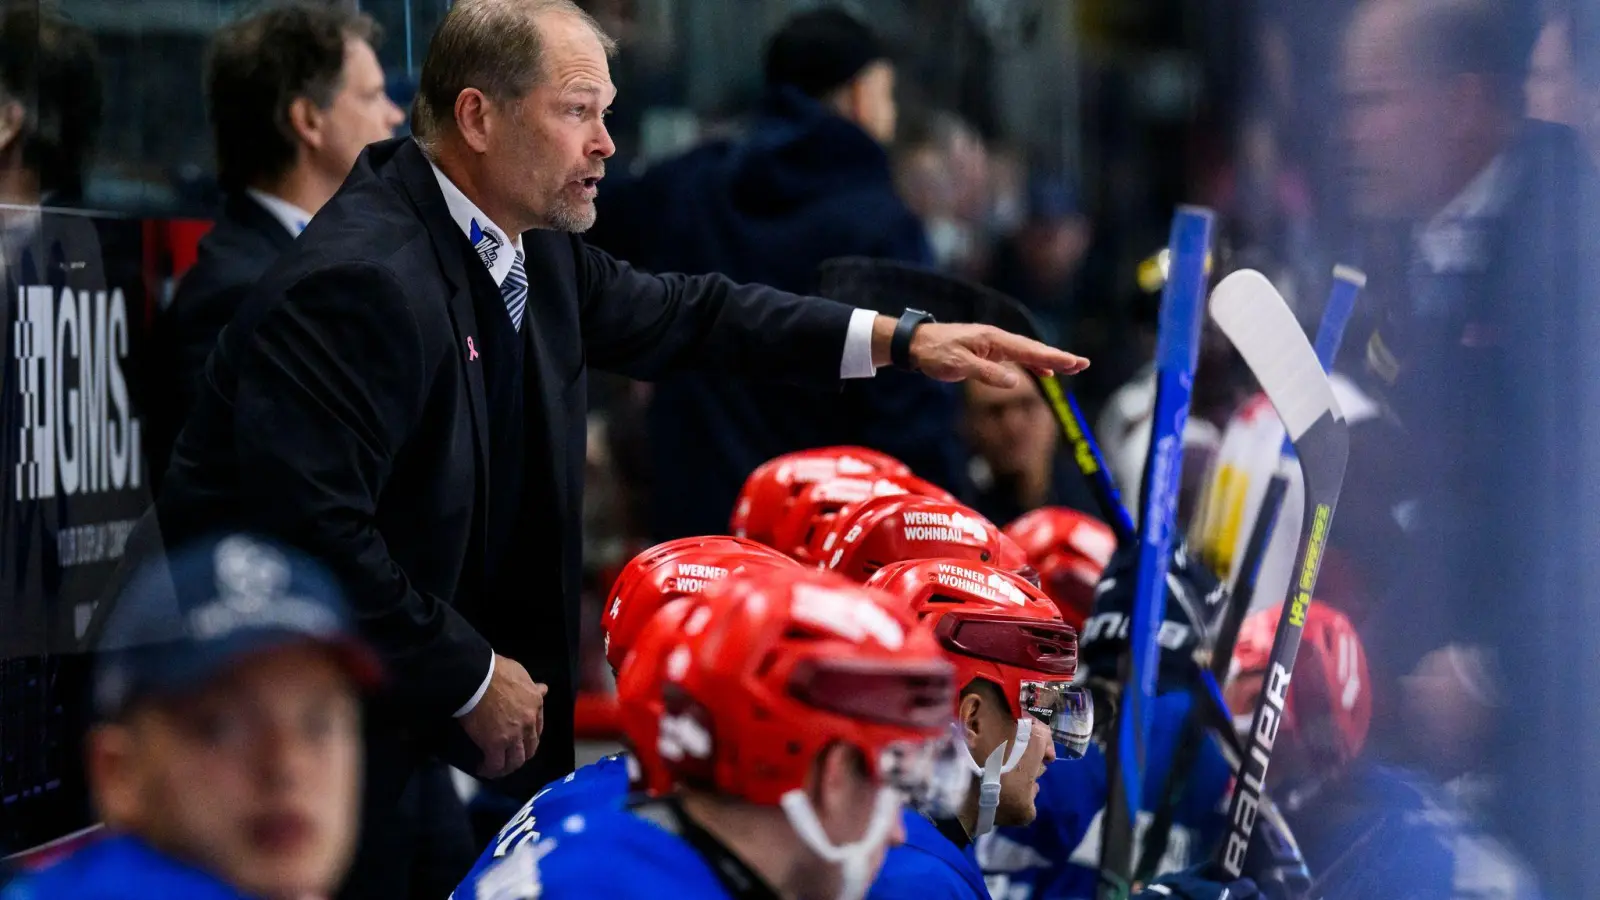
left=891, top=308, right=935, bottom=370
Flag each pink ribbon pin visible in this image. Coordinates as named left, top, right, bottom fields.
left=467, top=336, right=480, bottom=361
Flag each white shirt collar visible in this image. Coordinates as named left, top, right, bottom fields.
left=244, top=188, right=313, bottom=237
left=425, top=150, right=522, bottom=288
left=1414, top=155, right=1508, bottom=274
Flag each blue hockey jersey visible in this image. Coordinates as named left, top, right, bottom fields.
left=867, top=808, right=991, bottom=900
left=976, top=690, right=1231, bottom=900
left=452, top=753, right=634, bottom=900
left=1286, top=764, right=1541, bottom=900
left=461, top=805, right=739, bottom=900
left=0, top=835, right=251, bottom=900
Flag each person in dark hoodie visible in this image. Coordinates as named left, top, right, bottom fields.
left=587, top=5, right=971, bottom=541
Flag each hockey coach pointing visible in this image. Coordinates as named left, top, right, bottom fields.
left=116, top=0, right=1084, bottom=894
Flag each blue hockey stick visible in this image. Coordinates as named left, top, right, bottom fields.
left=1097, top=207, right=1214, bottom=900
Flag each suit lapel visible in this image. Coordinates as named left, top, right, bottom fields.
left=390, top=140, right=492, bottom=567
left=518, top=233, right=572, bottom=522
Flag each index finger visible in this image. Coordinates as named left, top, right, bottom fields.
left=990, top=330, right=1090, bottom=375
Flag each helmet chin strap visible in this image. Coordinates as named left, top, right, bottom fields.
left=779, top=785, right=903, bottom=900
left=962, top=718, right=1032, bottom=836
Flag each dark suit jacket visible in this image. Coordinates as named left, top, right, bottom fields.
left=127, top=136, right=856, bottom=794
left=143, top=193, right=295, bottom=491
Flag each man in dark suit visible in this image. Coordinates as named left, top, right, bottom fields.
left=111, top=0, right=1086, bottom=895
left=145, top=3, right=404, bottom=487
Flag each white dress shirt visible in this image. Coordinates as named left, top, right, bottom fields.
left=425, top=149, right=881, bottom=718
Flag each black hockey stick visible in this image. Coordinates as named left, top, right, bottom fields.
left=1207, top=270, right=1350, bottom=880
left=815, top=256, right=1135, bottom=541
left=1140, top=266, right=1363, bottom=881
left=1207, top=265, right=1364, bottom=682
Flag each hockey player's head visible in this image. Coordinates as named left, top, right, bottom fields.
left=625, top=566, right=961, bottom=900
left=87, top=534, right=381, bottom=900
left=1225, top=602, right=1372, bottom=788
left=1078, top=541, right=1227, bottom=731
left=1003, top=506, right=1118, bottom=630
left=866, top=559, right=1090, bottom=835
left=730, top=446, right=911, bottom=548
left=603, top=535, right=799, bottom=673
left=819, top=494, right=1029, bottom=584
left=773, top=471, right=954, bottom=563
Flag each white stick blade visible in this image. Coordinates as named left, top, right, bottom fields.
left=1208, top=270, right=1343, bottom=440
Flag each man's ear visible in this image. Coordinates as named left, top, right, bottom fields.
left=958, top=689, right=986, bottom=746
left=85, top=723, right=141, bottom=830
left=810, top=742, right=869, bottom=819
left=287, top=95, right=324, bottom=153
left=0, top=100, right=24, bottom=155
left=453, top=88, right=496, bottom=154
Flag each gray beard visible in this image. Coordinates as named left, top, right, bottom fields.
left=546, top=194, right=597, bottom=233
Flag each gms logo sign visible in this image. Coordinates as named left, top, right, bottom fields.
left=13, top=284, right=143, bottom=502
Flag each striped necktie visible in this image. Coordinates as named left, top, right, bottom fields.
left=502, top=249, right=527, bottom=331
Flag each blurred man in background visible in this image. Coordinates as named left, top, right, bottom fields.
left=0, top=4, right=100, bottom=214
left=1525, top=1, right=1600, bottom=163
left=962, top=364, right=1096, bottom=527
left=1340, top=0, right=1591, bottom=706
left=2, top=534, right=379, bottom=900
left=146, top=3, right=404, bottom=486
left=587, top=5, right=973, bottom=540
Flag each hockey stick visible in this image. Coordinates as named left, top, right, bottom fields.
left=1208, top=265, right=1364, bottom=682
left=814, top=257, right=1135, bottom=541
left=1096, top=207, right=1214, bottom=900
left=1137, top=266, right=1363, bottom=881
left=1207, top=270, right=1349, bottom=879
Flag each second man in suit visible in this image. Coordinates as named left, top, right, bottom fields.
left=146, top=3, right=405, bottom=485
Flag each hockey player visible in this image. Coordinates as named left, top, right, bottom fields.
left=976, top=542, right=1235, bottom=899
left=1002, top=507, right=1118, bottom=630
left=866, top=557, right=1254, bottom=900
left=453, top=537, right=799, bottom=895
left=731, top=446, right=912, bottom=547
left=819, top=494, right=1030, bottom=584
left=861, top=558, right=1088, bottom=900
left=1225, top=604, right=1541, bottom=899
left=466, top=566, right=966, bottom=900
left=2, top=534, right=382, bottom=900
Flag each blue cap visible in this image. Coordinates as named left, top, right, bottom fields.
left=93, top=533, right=382, bottom=719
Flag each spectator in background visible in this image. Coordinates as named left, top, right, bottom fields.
left=0, top=4, right=100, bottom=213
left=985, top=175, right=1095, bottom=346
left=962, top=364, right=1097, bottom=527
left=894, top=110, right=992, bottom=279
left=1, top=534, right=379, bottom=900
left=587, top=5, right=973, bottom=541
left=146, top=3, right=404, bottom=488
left=1526, top=1, right=1600, bottom=163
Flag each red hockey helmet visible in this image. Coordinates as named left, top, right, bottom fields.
left=730, top=447, right=911, bottom=547
left=613, top=600, right=697, bottom=796
left=1003, top=507, right=1117, bottom=630
left=773, top=472, right=955, bottom=563
left=865, top=559, right=1092, bottom=759
left=624, top=567, right=963, bottom=892
left=602, top=536, right=798, bottom=673
left=1228, top=601, right=1372, bottom=770
left=819, top=495, right=1028, bottom=584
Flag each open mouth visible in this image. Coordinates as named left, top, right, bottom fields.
left=576, top=175, right=602, bottom=190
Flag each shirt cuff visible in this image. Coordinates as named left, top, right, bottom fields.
left=840, top=307, right=879, bottom=379
left=452, top=651, right=495, bottom=718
